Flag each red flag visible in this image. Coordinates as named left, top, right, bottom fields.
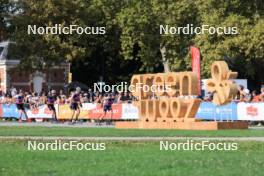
left=190, top=46, right=201, bottom=96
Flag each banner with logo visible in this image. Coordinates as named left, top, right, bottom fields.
left=57, top=103, right=96, bottom=119
left=121, top=103, right=139, bottom=120
left=87, top=104, right=122, bottom=120
left=2, top=104, right=22, bottom=118
left=237, top=103, right=264, bottom=121
left=26, top=105, right=53, bottom=119
left=1, top=102, right=264, bottom=121
left=196, top=102, right=238, bottom=121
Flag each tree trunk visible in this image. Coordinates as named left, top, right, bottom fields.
left=160, top=44, right=170, bottom=73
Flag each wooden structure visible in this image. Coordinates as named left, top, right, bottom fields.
left=116, top=61, right=248, bottom=130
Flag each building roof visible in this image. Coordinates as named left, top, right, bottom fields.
left=0, top=41, right=17, bottom=61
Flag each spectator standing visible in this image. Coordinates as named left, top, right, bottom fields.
left=259, top=87, right=264, bottom=102
left=251, top=90, right=260, bottom=102
left=243, top=89, right=252, bottom=102
left=11, top=87, right=17, bottom=97
left=236, top=85, right=245, bottom=101
left=39, top=92, right=47, bottom=105
left=87, top=89, right=95, bottom=102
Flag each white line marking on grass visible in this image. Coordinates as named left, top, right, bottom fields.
left=1, top=136, right=264, bottom=141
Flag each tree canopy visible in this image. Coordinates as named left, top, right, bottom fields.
left=0, top=0, right=13, bottom=40
left=1, top=0, right=263, bottom=88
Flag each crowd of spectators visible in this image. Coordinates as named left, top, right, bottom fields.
left=0, top=87, right=135, bottom=106
left=0, top=85, right=264, bottom=125
left=203, top=86, right=264, bottom=103
left=0, top=85, right=263, bottom=106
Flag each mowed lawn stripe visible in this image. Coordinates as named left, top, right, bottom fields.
left=0, top=126, right=264, bottom=137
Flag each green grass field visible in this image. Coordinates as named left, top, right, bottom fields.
left=0, top=140, right=263, bottom=176
left=1, top=126, right=264, bottom=176
left=0, top=126, right=264, bottom=137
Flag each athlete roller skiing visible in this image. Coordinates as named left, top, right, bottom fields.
left=98, top=93, right=114, bottom=125
left=69, top=87, right=82, bottom=124
left=46, top=90, right=58, bottom=122
left=14, top=90, right=28, bottom=122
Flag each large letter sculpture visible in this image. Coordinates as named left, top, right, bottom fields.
left=116, top=61, right=248, bottom=130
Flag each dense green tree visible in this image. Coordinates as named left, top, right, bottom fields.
left=117, top=0, right=264, bottom=88
left=0, top=0, right=12, bottom=40
left=194, top=0, right=264, bottom=87
left=11, top=0, right=89, bottom=70
left=117, top=0, right=199, bottom=72
left=11, top=0, right=136, bottom=83
left=3, top=0, right=263, bottom=88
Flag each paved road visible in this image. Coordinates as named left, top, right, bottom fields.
left=0, top=121, right=115, bottom=128
left=0, top=121, right=263, bottom=129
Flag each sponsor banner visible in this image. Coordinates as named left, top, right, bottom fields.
left=26, top=105, right=53, bottom=119
left=5, top=102, right=264, bottom=121
left=196, top=102, right=238, bottom=121
left=87, top=104, right=122, bottom=120
left=121, top=103, right=139, bottom=120
left=57, top=103, right=96, bottom=119
left=2, top=104, right=53, bottom=119
left=195, top=102, right=215, bottom=120
left=57, top=104, right=72, bottom=119
left=2, top=104, right=26, bottom=119
left=0, top=104, right=2, bottom=117
left=237, top=102, right=264, bottom=121
left=80, top=103, right=96, bottom=119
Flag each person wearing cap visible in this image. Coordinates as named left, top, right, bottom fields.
left=259, top=87, right=264, bottom=102
left=69, top=87, right=82, bottom=124
left=46, top=90, right=58, bottom=122
left=14, top=90, right=28, bottom=122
